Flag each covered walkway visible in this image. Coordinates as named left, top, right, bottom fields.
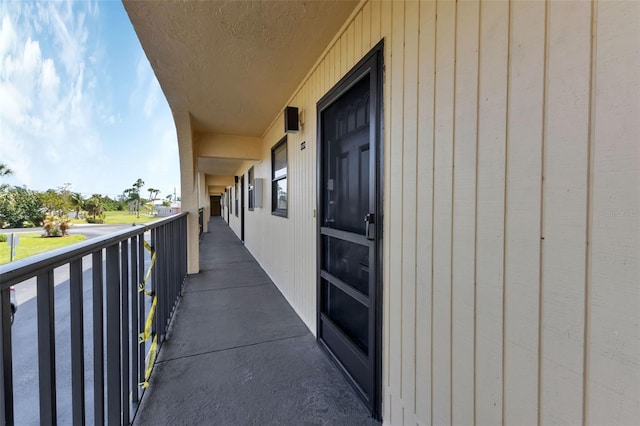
left=133, top=217, right=376, bottom=425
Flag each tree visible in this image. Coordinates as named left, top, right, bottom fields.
left=147, top=188, right=160, bottom=202
left=0, top=186, right=44, bottom=228
left=0, top=163, right=12, bottom=191
left=40, top=189, right=70, bottom=216
left=0, top=164, right=12, bottom=177
left=69, top=192, right=84, bottom=219
left=84, top=194, right=105, bottom=222
left=125, top=179, right=145, bottom=218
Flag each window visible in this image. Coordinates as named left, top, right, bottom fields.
left=235, top=178, right=239, bottom=217
left=271, top=137, right=287, bottom=217
left=228, top=187, right=232, bottom=214
left=248, top=166, right=255, bottom=211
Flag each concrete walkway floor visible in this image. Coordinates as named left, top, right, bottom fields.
left=133, top=217, right=378, bottom=426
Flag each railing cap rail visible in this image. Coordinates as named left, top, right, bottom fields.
left=0, top=212, right=187, bottom=289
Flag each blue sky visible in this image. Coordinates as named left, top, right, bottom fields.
left=0, top=0, right=180, bottom=200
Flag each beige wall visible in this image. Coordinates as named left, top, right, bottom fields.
left=225, top=0, right=639, bottom=424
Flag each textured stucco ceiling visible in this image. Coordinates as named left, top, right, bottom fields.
left=123, top=0, right=359, bottom=137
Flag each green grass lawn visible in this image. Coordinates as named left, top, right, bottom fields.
left=0, top=233, right=87, bottom=265
left=70, top=211, right=162, bottom=225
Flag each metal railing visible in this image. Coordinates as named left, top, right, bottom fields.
left=0, top=213, right=188, bottom=425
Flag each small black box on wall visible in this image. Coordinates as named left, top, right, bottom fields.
left=284, top=106, right=299, bottom=133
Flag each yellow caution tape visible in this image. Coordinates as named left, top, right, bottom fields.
left=138, top=296, right=157, bottom=343
left=138, top=241, right=157, bottom=296
left=139, top=334, right=158, bottom=389
left=138, top=240, right=159, bottom=389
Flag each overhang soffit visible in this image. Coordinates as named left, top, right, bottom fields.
left=123, top=0, right=359, bottom=136
left=196, top=133, right=262, bottom=161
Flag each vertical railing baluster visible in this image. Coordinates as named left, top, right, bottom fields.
left=120, top=241, right=129, bottom=425
left=37, top=270, right=57, bottom=424
left=130, top=235, right=139, bottom=405
left=182, top=216, right=188, bottom=286
left=92, top=251, right=104, bottom=426
left=137, top=236, right=145, bottom=391
left=0, top=287, right=14, bottom=425
left=70, top=259, right=85, bottom=426
left=105, top=245, right=120, bottom=426
left=151, top=229, right=159, bottom=343
left=162, top=225, right=169, bottom=336
left=158, top=226, right=165, bottom=339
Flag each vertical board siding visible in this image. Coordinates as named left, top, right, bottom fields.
left=415, top=1, right=437, bottom=424
left=237, top=0, right=640, bottom=424
left=503, top=0, right=545, bottom=423
left=379, top=0, right=393, bottom=420
left=541, top=1, right=591, bottom=423
left=475, top=0, right=509, bottom=423
left=432, top=0, right=456, bottom=424
left=588, top=1, right=640, bottom=424
left=451, top=0, right=479, bottom=424
left=389, top=0, right=405, bottom=422
left=401, top=0, right=419, bottom=422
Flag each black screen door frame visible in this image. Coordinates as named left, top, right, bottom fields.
left=316, top=40, right=383, bottom=419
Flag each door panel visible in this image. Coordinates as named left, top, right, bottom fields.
left=317, top=42, right=382, bottom=418
left=322, top=235, right=369, bottom=296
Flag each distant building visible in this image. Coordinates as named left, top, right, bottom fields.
left=154, top=201, right=181, bottom=217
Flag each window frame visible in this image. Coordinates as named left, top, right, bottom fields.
left=248, top=166, right=255, bottom=211
left=271, top=136, right=288, bottom=218
left=234, top=179, right=239, bottom=217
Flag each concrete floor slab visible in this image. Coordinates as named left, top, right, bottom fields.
left=157, top=283, right=309, bottom=362
left=185, top=262, right=272, bottom=291
left=133, top=217, right=377, bottom=425
left=135, top=335, right=376, bottom=426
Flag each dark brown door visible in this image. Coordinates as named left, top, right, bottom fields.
left=317, top=42, right=383, bottom=418
left=211, top=196, right=221, bottom=216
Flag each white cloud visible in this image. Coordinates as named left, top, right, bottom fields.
left=1, top=1, right=179, bottom=198
left=0, top=1, right=104, bottom=192
left=40, top=57, right=60, bottom=101
left=0, top=16, right=17, bottom=58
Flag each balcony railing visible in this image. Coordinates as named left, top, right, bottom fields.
left=0, top=213, right=188, bottom=425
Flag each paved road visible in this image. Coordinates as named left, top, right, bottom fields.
left=9, top=224, right=132, bottom=306
left=7, top=224, right=151, bottom=425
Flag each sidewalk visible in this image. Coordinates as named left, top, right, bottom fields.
left=133, top=217, right=377, bottom=425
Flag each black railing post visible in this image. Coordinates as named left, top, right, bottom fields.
left=0, top=287, right=14, bottom=425
left=150, top=228, right=157, bottom=346
left=92, top=251, right=104, bottom=426
left=137, top=236, right=145, bottom=392
left=36, top=270, right=57, bottom=425
left=130, top=235, right=139, bottom=405
left=158, top=226, right=167, bottom=340
left=120, top=241, right=130, bottom=425
left=70, top=259, right=85, bottom=426
left=105, top=244, right=121, bottom=426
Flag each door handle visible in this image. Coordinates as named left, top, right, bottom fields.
left=364, top=213, right=375, bottom=240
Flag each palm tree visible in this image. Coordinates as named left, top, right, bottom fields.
left=147, top=188, right=160, bottom=202
left=70, top=192, right=84, bottom=219
left=84, top=194, right=104, bottom=221
left=0, top=164, right=12, bottom=176
left=0, top=163, right=12, bottom=191
left=126, top=179, right=145, bottom=218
